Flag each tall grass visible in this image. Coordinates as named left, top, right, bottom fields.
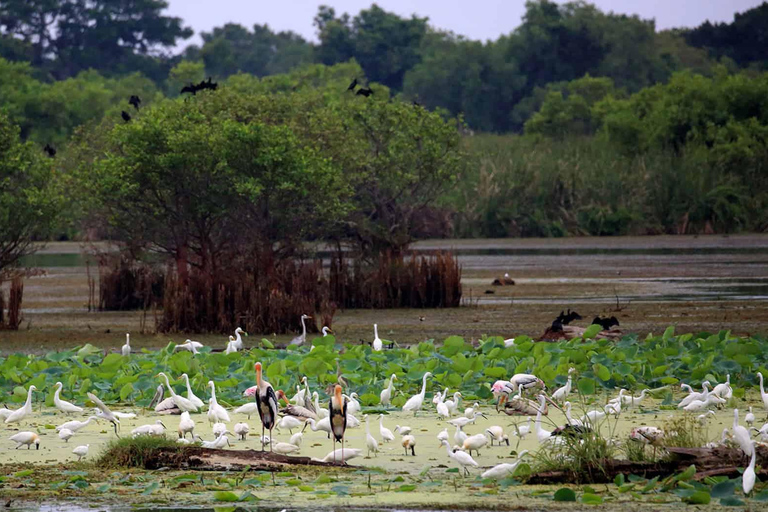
left=449, top=134, right=762, bottom=237
left=96, top=436, right=181, bottom=468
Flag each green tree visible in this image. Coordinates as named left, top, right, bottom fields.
left=315, top=4, right=428, bottom=90
left=0, top=0, right=192, bottom=79
left=0, top=113, right=61, bottom=274
left=197, top=23, right=312, bottom=78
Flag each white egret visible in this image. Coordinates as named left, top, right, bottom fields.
left=743, top=440, right=757, bottom=496
left=53, top=382, right=83, bottom=414
left=322, top=326, right=332, bottom=337
left=454, top=424, right=468, bottom=446
left=445, top=392, right=462, bottom=415
left=513, top=418, right=532, bottom=440
left=380, top=374, right=397, bottom=406
left=277, top=415, right=303, bottom=433
left=4, top=385, right=36, bottom=424
left=678, top=382, right=710, bottom=408
left=581, top=409, right=607, bottom=424
left=481, top=450, right=530, bottom=479
left=87, top=392, right=120, bottom=435
left=289, top=431, right=304, bottom=447
left=57, top=416, right=99, bottom=433
left=534, top=396, right=552, bottom=443
left=271, top=441, right=301, bottom=455
left=290, top=314, right=311, bottom=346
left=121, top=333, right=131, bottom=356
left=759, top=372, right=768, bottom=412
left=225, top=336, right=238, bottom=354
left=402, top=372, right=433, bottom=415
left=306, top=417, right=332, bottom=437
left=346, top=392, right=361, bottom=415
left=365, top=415, right=379, bottom=457
left=178, top=411, right=195, bottom=439
left=437, top=427, right=449, bottom=445
left=447, top=410, right=485, bottom=428
left=503, top=338, right=515, bottom=348
left=346, top=413, right=361, bottom=428
left=201, top=431, right=231, bottom=449
left=131, top=420, right=166, bottom=437
left=464, top=402, right=480, bottom=418
left=181, top=373, right=204, bottom=409
left=563, top=402, right=583, bottom=426
left=433, top=387, right=448, bottom=406
left=732, top=409, right=754, bottom=457
left=212, top=422, right=227, bottom=437
left=622, top=389, right=651, bottom=407
left=379, top=414, right=395, bottom=443
left=697, top=410, right=716, bottom=425
left=372, top=323, right=383, bottom=351
left=73, top=444, right=89, bottom=461
left=234, top=422, right=250, bottom=441
left=174, top=341, right=201, bottom=354
left=551, top=368, right=575, bottom=402
left=312, top=392, right=329, bottom=419
left=58, top=428, right=75, bottom=442
left=746, top=407, right=755, bottom=427
left=10, top=432, right=39, bottom=450
left=232, top=327, right=247, bottom=349
left=314, top=447, right=363, bottom=463
left=207, top=381, right=231, bottom=424
left=234, top=403, right=259, bottom=419
left=401, top=434, right=416, bottom=456
left=436, top=396, right=450, bottom=419
left=711, top=374, right=732, bottom=399
left=486, top=426, right=510, bottom=446
left=157, top=372, right=198, bottom=412
left=441, top=439, right=477, bottom=476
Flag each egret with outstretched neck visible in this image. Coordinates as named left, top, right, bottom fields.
left=402, top=372, right=432, bottom=415
left=372, top=324, right=382, bottom=351
left=157, top=372, right=198, bottom=412
left=380, top=374, right=397, bottom=406
left=181, top=373, right=204, bottom=409
left=5, top=385, right=36, bottom=424
left=54, top=382, right=83, bottom=414
left=207, top=381, right=231, bottom=424
left=121, top=333, right=131, bottom=356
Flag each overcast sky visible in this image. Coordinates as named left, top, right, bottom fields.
left=165, top=0, right=764, bottom=48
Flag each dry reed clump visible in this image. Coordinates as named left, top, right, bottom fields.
left=0, top=276, right=24, bottom=330
left=97, top=256, right=164, bottom=311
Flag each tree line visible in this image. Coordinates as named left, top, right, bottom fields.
left=2, top=1, right=767, bottom=135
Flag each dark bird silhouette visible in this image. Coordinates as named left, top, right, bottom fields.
left=128, top=95, right=141, bottom=110
left=592, top=316, right=620, bottom=330
left=254, top=362, right=278, bottom=452
left=121, top=111, right=131, bottom=122
left=347, top=78, right=358, bottom=91
left=181, top=83, right=197, bottom=95
left=43, top=144, right=56, bottom=157
left=550, top=319, right=564, bottom=333
left=356, top=86, right=373, bottom=97
left=551, top=424, right=593, bottom=438
left=329, top=384, right=348, bottom=463
left=555, top=309, right=582, bottom=325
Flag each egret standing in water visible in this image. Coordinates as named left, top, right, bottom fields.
left=121, top=333, right=131, bottom=356
left=380, top=374, right=397, bottom=406
left=53, top=382, right=83, bottom=414
left=372, top=324, right=383, bottom=352
left=4, top=385, right=36, bottom=424
left=254, top=362, right=278, bottom=451
left=329, top=384, right=348, bottom=462
left=402, top=372, right=432, bottom=415
left=157, top=372, right=198, bottom=412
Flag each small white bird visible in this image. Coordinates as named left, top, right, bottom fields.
left=178, top=411, right=195, bottom=439
left=732, top=409, right=754, bottom=457
left=201, top=431, right=231, bottom=449
left=346, top=413, right=361, bottom=428
left=445, top=392, right=462, bottom=415
left=513, top=418, right=532, bottom=439
left=53, top=382, right=83, bottom=414
left=207, top=381, right=231, bottom=424
left=551, top=368, right=575, bottom=402
left=58, top=428, right=75, bottom=443
left=322, top=326, right=332, bottom=337
left=481, top=450, right=530, bottom=479
left=447, top=411, right=485, bottom=428
left=535, top=395, right=552, bottom=443
left=213, top=422, right=227, bottom=437
left=174, top=340, right=201, bottom=354
left=711, top=374, right=732, bottom=400
left=289, top=431, right=304, bottom=447
left=743, top=440, right=757, bottom=496
left=437, top=428, right=449, bottom=445
left=379, top=415, right=395, bottom=443
left=234, top=402, right=259, bottom=419
left=454, top=424, right=468, bottom=446
left=121, top=333, right=131, bottom=356
left=306, top=417, right=332, bottom=436
left=622, top=389, right=651, bottom=407
left=745, top=407, right=755, bottom=427
left=73, top=444, right=89, bottom=461
left=380, top=374, right=397, bottom=406
left=232, top=327, right=247, bottom=350
left=441, top=439, right=477, bottom=476
left=436, top=397, right=450, bottom=419
left=234, top=422, right=250, bottom=441
left=4, top=385, right=36, bottom=424
left=464, top=402, right=480, bottom=418
left=225, top=336, right=238, bottom=354
left=277, top=415, right=304, bottom=433
left=271, top=441, right=301, bottom=455
left=10, top=432, right=39, bottom=450
left=132, top=420, right=167, bottom=437
left=697, top=410, right=716, bottom=425
left=346, top=393, right=361, bottom=415
left=678, top=382, right=710, bottom=408
left=759, top=373, right=768, bottom=412
left=57, top=416, right=99, bottom=433
left=365, top=415, right=379, bottom=457
left=372, top=324, right=383, bottom=352
left=401, top=434, right=416, bottom=456
left=314, top=447, right=363, bottom=463
left=312, top=392, right=329, bottom=419
left=402, top=372, right=432, bottom=415
left=394, top=425, right=412, bottom=436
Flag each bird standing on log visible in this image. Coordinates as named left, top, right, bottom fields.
left=329, top=384, right=347, bottom=463
left=254, top=362, right=278, bottom=452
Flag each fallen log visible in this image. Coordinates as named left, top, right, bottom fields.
left=143, top=447, right=348, bottom=471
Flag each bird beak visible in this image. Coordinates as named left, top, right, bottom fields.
left=160, top=422, right=167, bottom=429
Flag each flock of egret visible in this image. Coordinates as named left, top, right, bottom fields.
left=1, top=327, right=767, bottom=496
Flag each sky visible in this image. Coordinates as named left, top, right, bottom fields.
left=165, top=0, right=764, bottom=49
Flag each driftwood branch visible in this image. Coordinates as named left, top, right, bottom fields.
left=144, top=447, right=349, bottom=471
